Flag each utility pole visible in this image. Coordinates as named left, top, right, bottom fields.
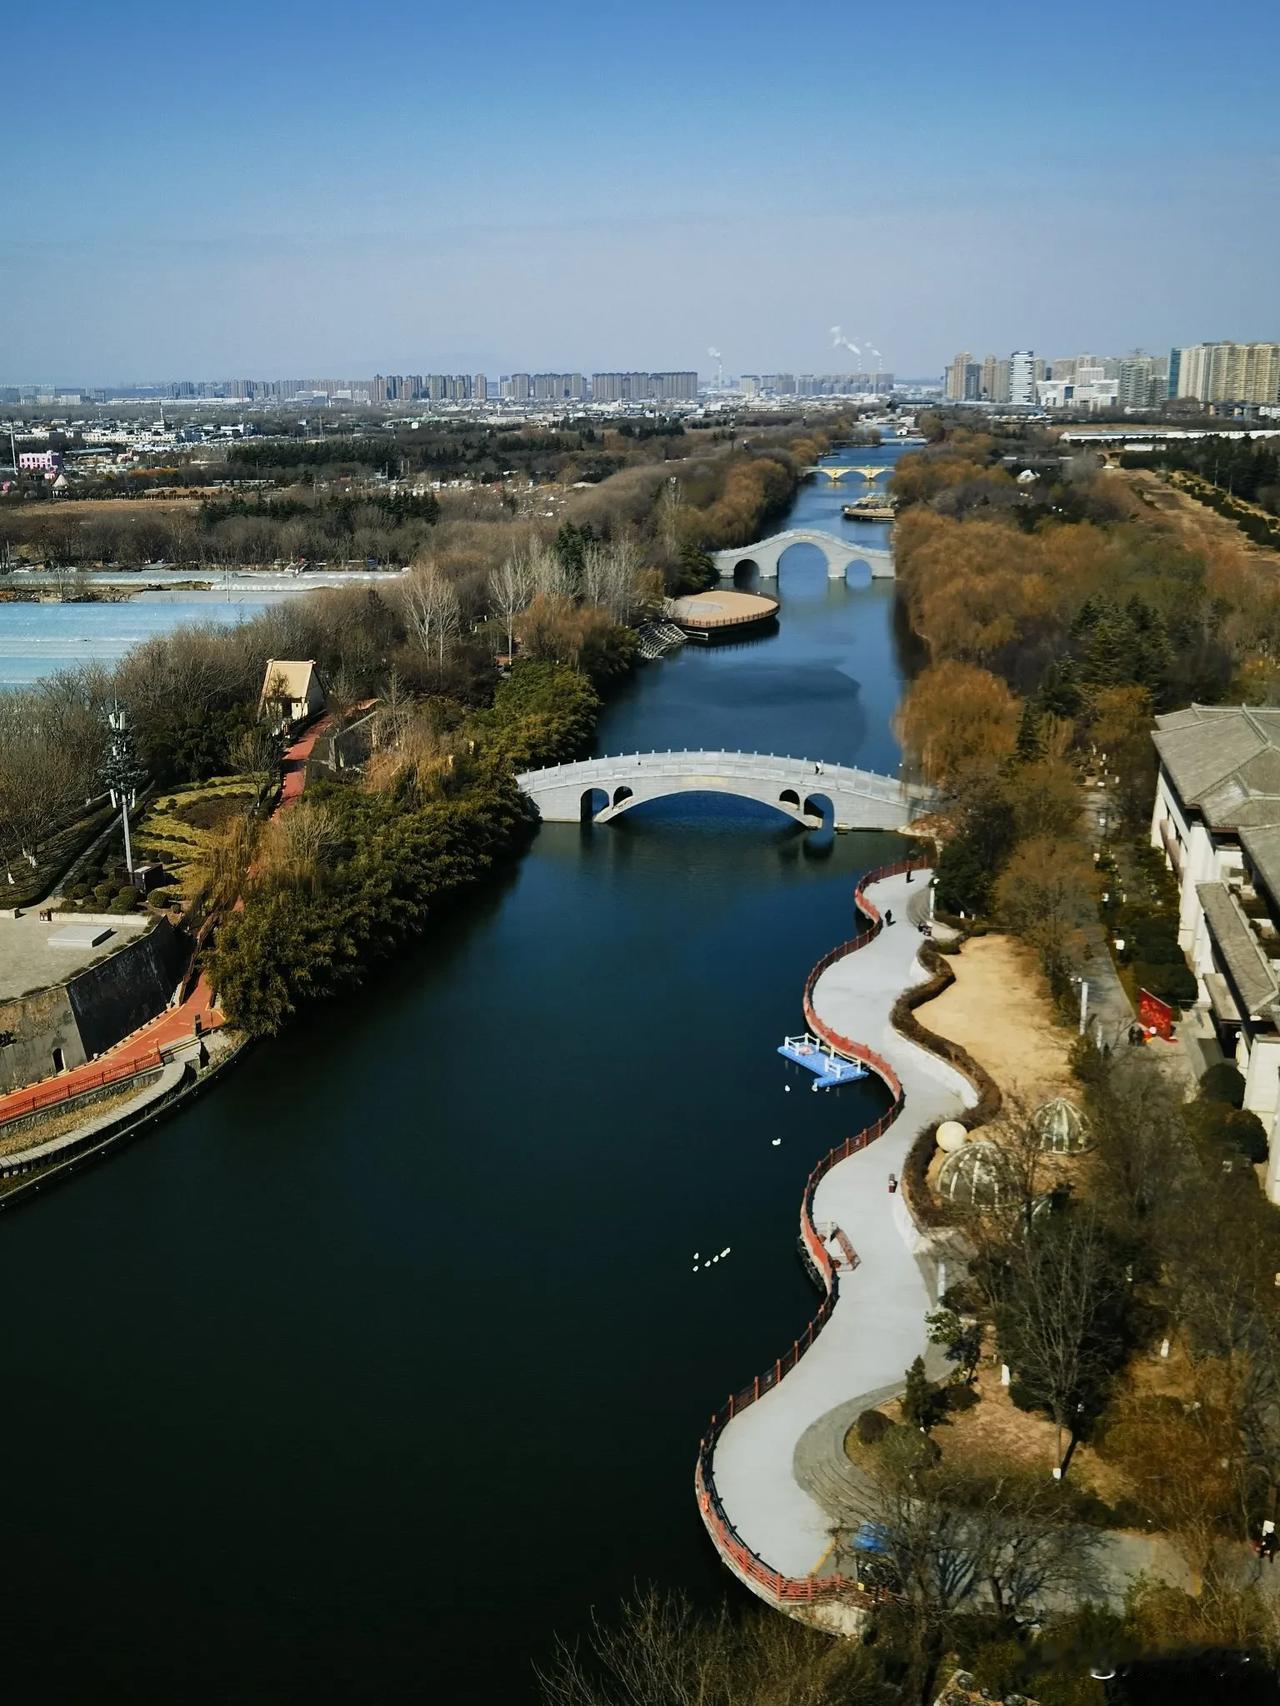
left=103, top=704, right=144, bottom=877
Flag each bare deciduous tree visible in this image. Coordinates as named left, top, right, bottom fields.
left=841, top=1455, right=1101, bottom=1705
left=986, top=1211, right=1129, bottom=1464
left=489, top=553, right=534, bottom=659
left=535, top=1586, right=886, bottom=1706
left=403, top=558, right=461, bottom=668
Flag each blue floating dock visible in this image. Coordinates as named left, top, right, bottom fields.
left=778, top=1032, right=868, bottom=1090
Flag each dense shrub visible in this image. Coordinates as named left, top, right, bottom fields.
left=1186, top=1095, right=1268, bottom=1164
left=942, top=1382, right=980, bottom=1413
left=1130, top=958, right=1197, bottom=1007
left=1200, top=1061, right=1246, bottom=1107
left=209, top=766, right=535, bottom=1035
left=855, top=1409, right=893, bottom=1446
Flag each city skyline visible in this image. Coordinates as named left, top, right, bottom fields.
left=5, top=0, right=1278, bottom=383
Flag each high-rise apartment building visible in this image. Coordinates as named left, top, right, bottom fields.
left=1008, top=351, right=1036, bottom=405
left=980, top=355, right=1010, bottom=403
left=531, top=372, right=587, bottom=402
left=1118, top=355, right=1159, bottom=411
left=509, top=372, right=532, bottom=401
left=1173, top=342, right=1280, bottom=406
left=944, top=352, right=979, bottom=402
left=589, top=371, right=695, bottom=403
left=651, top=371, right=697, bottom=401
left=473, top=373, right=487, bottom=403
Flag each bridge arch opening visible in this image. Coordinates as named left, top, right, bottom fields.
left=838, top=556, right=872, bottom=590
left=803, top=792, right=835, bottom=826
left=773, top=540, right=829, bottom=589
left=778, top=788, right=801, bottom=810
left=731, top=558, right=761, bottom=588
left=611, top=785, right=633, bottom=808
left=580, top=787, right=609, bottom=822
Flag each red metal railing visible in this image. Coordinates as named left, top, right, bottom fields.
left=0, top=1048, right=166, bottom=1125
left=696, top=857, right=929, bottom=1609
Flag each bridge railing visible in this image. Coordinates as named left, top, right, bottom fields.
left=696, top=857, right=929, bottom=1611
left=516, top=751, right=910, bottom=802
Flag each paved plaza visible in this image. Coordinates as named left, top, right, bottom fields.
left=0, top=908, right=149, bottom=1002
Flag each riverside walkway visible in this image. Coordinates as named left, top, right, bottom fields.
left=701, top=868, right=977, bottom=1595
left=699, top=869, right=1210, bottom=1621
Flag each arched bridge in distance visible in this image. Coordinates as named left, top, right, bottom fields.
left=515, top=751, right=928, bottom=831
left=712, top=529, right=893, bottom=582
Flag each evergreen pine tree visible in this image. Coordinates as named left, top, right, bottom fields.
left=901, top=1355, right=939, bottom=1432
left=1015, top=700, right=1044, bottom=762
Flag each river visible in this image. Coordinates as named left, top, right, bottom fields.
left=0, top=448, right=914, bottom=1703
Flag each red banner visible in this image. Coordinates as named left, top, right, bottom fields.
left=1138, top=988, right=1176, bottom=1041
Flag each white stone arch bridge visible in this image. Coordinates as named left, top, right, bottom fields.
left=516, top=750, right=928, bottom=830
left=712, top=528, right=893, bottom=582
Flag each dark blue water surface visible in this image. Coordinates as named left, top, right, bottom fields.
left=0, top=448, right=914, bottom=1703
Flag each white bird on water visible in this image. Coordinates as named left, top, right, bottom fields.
left=772, top=1137, right=782, bottom=1147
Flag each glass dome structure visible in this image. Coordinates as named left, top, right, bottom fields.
left=1033, top=1096, right=1092, bottom=1155
left=937, top=1139, right=1006, bottom=1207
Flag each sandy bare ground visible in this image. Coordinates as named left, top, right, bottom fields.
left=7, top=493, right=214, bottom=519
left=922, top=933, right=1075, bottom=1103
left=1121, top=467, right=1280, bottom=569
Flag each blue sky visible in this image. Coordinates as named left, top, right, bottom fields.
left=4, top=0, right=1278, bottom=382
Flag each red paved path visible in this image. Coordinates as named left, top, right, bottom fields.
left=278, top=714, right=333, bottom=810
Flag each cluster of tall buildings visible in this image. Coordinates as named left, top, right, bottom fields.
left=1169, top=343, right=1280, bottom=408
left=945, top=351, right=1057, bottom=406
left=587, top=372, right=699, bottom=403
left=502, top=372, right=586, bottom=401
left=24, top=370, right=703, bottom=408
left=945, top=341, right=1280, bottom=412
left=739, top=373, right=894, bottom=398
left=222, top=369, right=699, bottom=406
left=370, top=374, right=483, bottom=404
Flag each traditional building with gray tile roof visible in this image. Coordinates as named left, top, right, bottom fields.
left=1152, top=705, right=1280, bottom=1195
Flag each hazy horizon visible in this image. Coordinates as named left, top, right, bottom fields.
left=5, top=0, right=1278, bottom=386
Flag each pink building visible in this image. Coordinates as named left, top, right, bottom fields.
left=18, top=450, right=64, bottom=474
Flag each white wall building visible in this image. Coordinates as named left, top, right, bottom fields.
left=1151, top=704, right=1280, bottom=1198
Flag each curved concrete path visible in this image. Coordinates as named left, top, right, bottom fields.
left=709, top=870, right=976, bottom=1582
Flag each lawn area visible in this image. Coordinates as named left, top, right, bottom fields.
left=133, top=777, right=257, bottom=913
left=3, top=801, right=115, bottom=910
left=845, top=1336, right=1156, bottom=1531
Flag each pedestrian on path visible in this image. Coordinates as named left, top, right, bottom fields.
left=887, top=1173, right=898, bottom=1194
left=883, top=908, right=894, bottom=926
